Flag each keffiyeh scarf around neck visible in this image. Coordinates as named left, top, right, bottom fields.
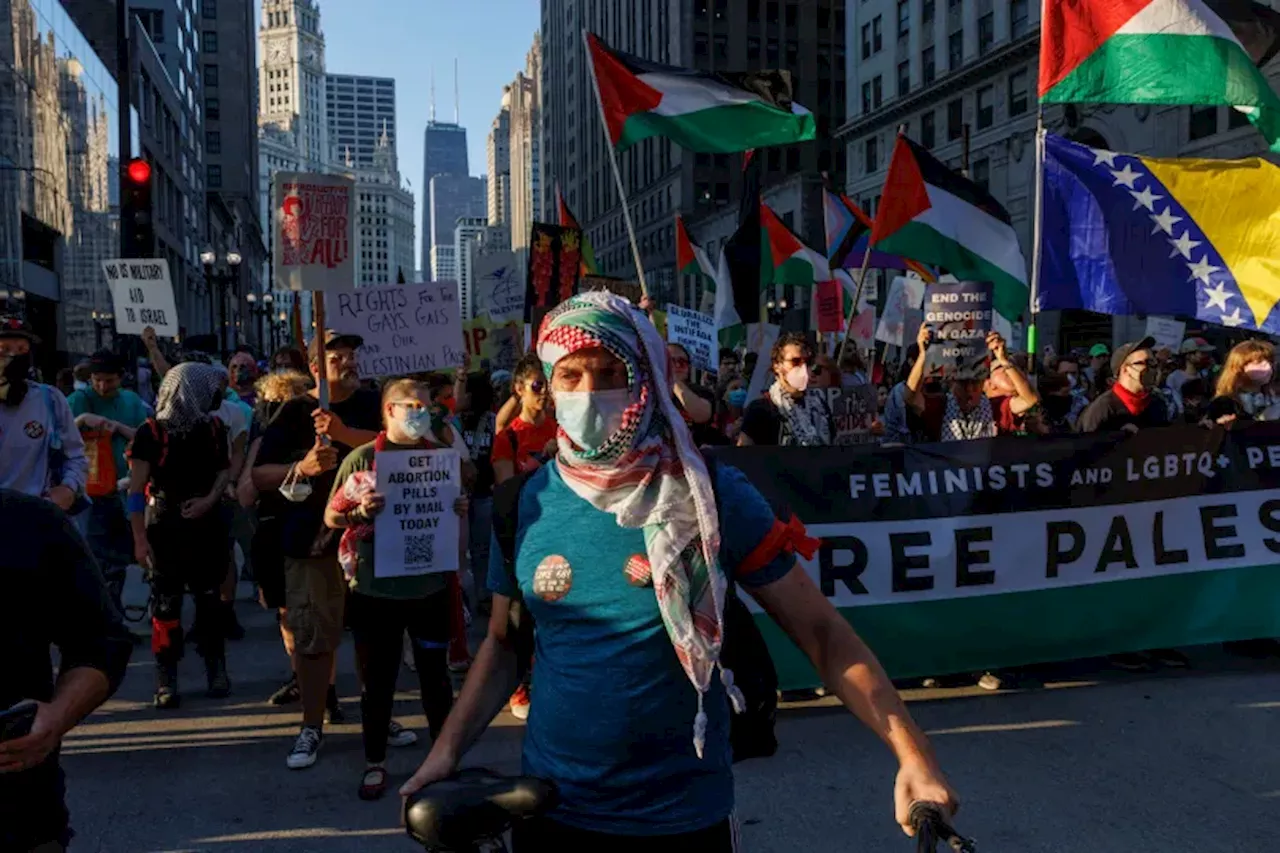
left=941, top=392, right=997, bottom=441
left=537, top=291, right=741, bottom=758
left=155, top=363, right=223, bottom=434
left=768, top=382, right=832, bottom=446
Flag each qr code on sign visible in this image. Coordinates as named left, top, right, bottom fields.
left=404, top=533, right=435, bottom=566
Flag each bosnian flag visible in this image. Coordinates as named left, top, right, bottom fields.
left=586, top=33, right=816, bottom=153
left=1040, top=0, right=1280, bottom=151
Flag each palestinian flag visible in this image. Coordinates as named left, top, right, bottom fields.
left=557, top=186, right=598, bottom=276
left=871, top=136, right=1029, bottom=322
left=586, top=32, right=816, bottom=153
left=676, top=214, right=731, bottom=319
left=761, top=203, right=830, bottom=288
left=1040, top=0, right=1280, bottom=151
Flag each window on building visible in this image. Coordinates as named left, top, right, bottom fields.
left=202, top=31, right=217, bottom=53
left=978, top=12, right=994, bottom=53
left=862, top=80, right=873, bottom=114
left=694, top=32, right=709, bottom=58
left=1011, top=0, right=1030, bottom=37
left=972, top=157, right=990, bottom=191
left=1228, top=107, right=1252, bottom=130
left=202, top=0, right=216, bottom=17
left=921, top=110, right=936, bottom=148
left=1189, top=106, right=1219, bottom=140
left=864, top=136, right=879, bottom=174
left=861, top=22, right=873, bottom=59
left=206, top=97, right=220, bottom=119
left=922, top=46, right=935, bottom=84
left=873, top=16, right=883, bottom=52
left=898, top=0, right=910, bottom=37
left=949, top=0, right=962, bottom=7
left=872, top=75, right=883, bottom=109
left=786, top=147, right=801, bottom=171
left=898, top=60, right=911, bottom=96
left=714, top=34, right=729, bottom=62
left=206, top=130, right=221, bottom=153
left=785, top=2, right=798, bottom=27
left=1008, top=69, right=1028, bottom=116
left=976, top=85, right=994, bottom=128
left=204, top=64, right=218, bottom=87
left=208, top=164, right=222, bottom=188
left=748, top=36, right=761, bottom=61
left=923, top=0, right=935, bottom=25
left=767, top=37, right=780, bottom=64
left=786, top=40, right=799, bottom=65
left=947, top=97, right=963, bottom=140
left=714, top=0, right=728, bottom=19
left=948, top=30, right=963, bottom=69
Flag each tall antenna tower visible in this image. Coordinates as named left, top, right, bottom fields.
left=430, top=67, right=436, bottom=123
left=454, top=58, right=460, bottom=124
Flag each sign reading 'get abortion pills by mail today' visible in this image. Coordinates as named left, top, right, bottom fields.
left=103, top=259, right=179, bottom=338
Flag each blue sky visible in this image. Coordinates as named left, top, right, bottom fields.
left=311, top=0, right=539, bottom=271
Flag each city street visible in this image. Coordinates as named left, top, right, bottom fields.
left=54, top=571, right=1280, bottom=852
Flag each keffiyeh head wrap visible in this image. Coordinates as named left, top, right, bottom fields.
left=537, top=291, right=741, bottom=758
left=156, top=362, right=223, bottom=433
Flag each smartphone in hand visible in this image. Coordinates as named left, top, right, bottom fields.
left=0, top=700, right=38, bottom=742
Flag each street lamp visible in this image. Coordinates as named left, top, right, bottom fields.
left=275, top=309, right=287, bottom=352
left=765, top=297, right=789, bottom=325
left=201, top=248, right=242, bottom=358
left=91, top=310, right=115, bottom=349
left=246, top=291, right=274, bottom=352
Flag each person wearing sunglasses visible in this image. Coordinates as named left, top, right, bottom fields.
left=764, top=331, right=835, bottom=446
left=1077, top=336, right=1172, bottom=436
left=666, top=342, right=721, bottom=446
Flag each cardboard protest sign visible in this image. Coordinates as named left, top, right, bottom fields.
left=103, top=259, right=178, bottom=337
left=273, top=172, right=355, bottom=293
left=329, top=283, right=465, bottom=378
left=1144, top=316, right=1186, bottom=353
left=526, top=223, right=583, bottom=324
left=374, top=448, right=461, bottom=577
left=923, top=280, right=995, bottom=379
left=473, top=252, right=525, bottom=322
left=463, top=316, right=523, bottom=370
left=744, top=322, right=780, bottom=402
left=666, top=305, right=717, bottom=373
left=814, top=280, right=844, bottom=333
left=826, top=384, right=879, bottom=445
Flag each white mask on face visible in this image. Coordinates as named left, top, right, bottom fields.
left=785, top=364, right=810, bottom=393
left=552, top=388, right=634, bottom=451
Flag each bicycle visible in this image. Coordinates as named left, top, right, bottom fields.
left=910, top=801, right=978, bottom=852
left=403, top=768, right=558, bottom=853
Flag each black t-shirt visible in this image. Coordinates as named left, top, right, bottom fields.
left=1076, top=389, right=1173, bottom=434
left=255, top=388, right=382, bottom=558
left=459, top=411, right=497, bottom=498
left=128, top=418, right=229, bottom=506
left=676, top=385, right=726, bottom=447
left=0, top=490, right=132, bottom=849
left=740, top=398, right=783, bottom=446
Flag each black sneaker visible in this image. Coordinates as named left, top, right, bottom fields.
left=286, top=726, right=323, bottom=770
left=326, top=686, right=346, bottom=724
left=154, top=663, right=180, bottom=710
left=206, top=658, right=232, bottom=699
left=268, top=676, right=300, bottom=706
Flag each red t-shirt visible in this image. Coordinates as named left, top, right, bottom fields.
left=492, top=416, right=559, bottom=474
left=921, top=394, right=1016, bottom=441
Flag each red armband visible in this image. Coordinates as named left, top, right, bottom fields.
left=735, top=513, right=820, bottom=580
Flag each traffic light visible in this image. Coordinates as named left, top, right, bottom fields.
left=121, top=157, right=155, bottom=258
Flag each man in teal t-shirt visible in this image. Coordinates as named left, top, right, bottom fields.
left=68, top=350, right=150, bottom=607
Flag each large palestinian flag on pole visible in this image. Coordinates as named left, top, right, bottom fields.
left=871, top=136, right=1029, bottom=323
left=1040, top=0, right=1280, bottom=151
left=585, top=32, right=816, bottom=153
left=761, top=203, right=830, bottom=288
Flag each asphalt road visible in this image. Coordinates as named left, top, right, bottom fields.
left=58, top=573, right=1280, bottom=852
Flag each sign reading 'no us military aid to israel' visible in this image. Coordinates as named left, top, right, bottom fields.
left=103, top=259, right=179, bottom=338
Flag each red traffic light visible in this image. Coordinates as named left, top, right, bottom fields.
left=125, top=158, right=152, bottom=184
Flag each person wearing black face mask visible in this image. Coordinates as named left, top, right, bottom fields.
left=0, top=316, right=88, bottom=510
left=1033, top=373, right=1076, bottom=434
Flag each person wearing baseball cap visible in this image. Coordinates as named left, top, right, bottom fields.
left=251, top=327, right=383, bottom=769
left=1077, top=335, right=1172, bottom=435
left=0, top=316, right=88, bottom=511
left=1084, top=343, right=1110, bottom=394
left=1167, top=337, right=1217, bottom=415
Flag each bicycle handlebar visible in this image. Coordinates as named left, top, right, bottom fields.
left=909, top=801, right=977, bottom=853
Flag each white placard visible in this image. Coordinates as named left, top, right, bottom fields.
left=273, top=172, right=356, bottom=293
left=665, top=304, right=717, bottom=373
left=875, top=277, right=908, bottom=346
left=329, top=283, right=465, bottom=378
left=103, top=259, right=179, bottom=337
left=374, top=448, right=461, bottom=577
left=473, top=252, right=525, bottom=322
left=1144, top=316, right=1186, bottom=352
left=745, top=322, right=780, bottom=402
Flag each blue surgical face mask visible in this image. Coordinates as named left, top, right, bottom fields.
left=727, top=388, right=748, bottom=408
left=73, top=380, right=89, bottom=392
left=401, top=407, right=436, bottom=442
left=553, top=388, right=633, bottom=451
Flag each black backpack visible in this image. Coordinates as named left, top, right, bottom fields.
left=491, top=450, right=779, bottom=763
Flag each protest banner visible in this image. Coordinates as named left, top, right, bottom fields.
left=713, top=422, right=1280, bottom=688
left=462, top=316, right=523, bottom=370
left=329, top=283, right=465, bottom=378
left=666, top=305, right=716, bottom=372
left=273, top=172, right=355, bottom=293
left=922, top=280, right=995, bottom=379
left=814, top=280, right=844, bottom=333
left=374, top=448, right=461, bottom=577
left=473, top=252, right=524, bottom=322
left=1144, top=316, right=1186, bottom=353
left=103, top=259, right=178, bottom=337
left=526, top=223, right=583, bottom=325
left=826, top=384, right=879, bottom=445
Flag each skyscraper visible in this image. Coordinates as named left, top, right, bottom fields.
left=428, top=173, right=486, bottom=281
left=325, top=74, right=397, bottom=168
left=258, top=0, right=328, bottom=173
left=420, top=69, right=470, bottom=280
left=509, top=34, right=543, bottom=252
left=486, top=88, right=512, bottom=250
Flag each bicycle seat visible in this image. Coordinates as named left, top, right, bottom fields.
left=404, top=768, right=559, bottom=852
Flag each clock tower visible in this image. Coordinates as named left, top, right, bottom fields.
left=258, top=0, right=328, bottom=173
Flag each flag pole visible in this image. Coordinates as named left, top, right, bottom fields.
left=583, top=29, right=650, bottom=299
left=1026, top=107, right=1046, bottom=371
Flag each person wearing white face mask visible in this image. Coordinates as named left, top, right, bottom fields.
left=1211, top=339, right=1277, bottom=423
left=765, top=331, right=834, bottom=446
left=324, top=378, right=470, bottom=801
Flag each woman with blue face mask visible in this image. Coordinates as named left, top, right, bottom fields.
left=323, top=377, right=471, bottom=802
